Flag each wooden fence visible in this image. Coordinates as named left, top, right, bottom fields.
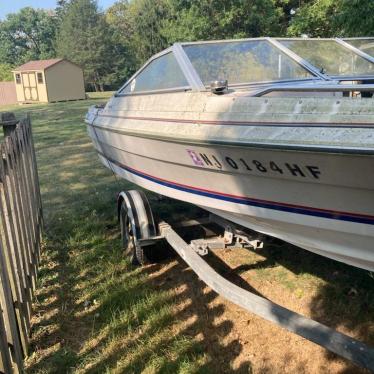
left=0, top=84, right=17, bottom=107
left=0, top=112, right=43, bottom=373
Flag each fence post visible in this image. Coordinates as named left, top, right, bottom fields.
left=0, top=113, right=18, bottom=138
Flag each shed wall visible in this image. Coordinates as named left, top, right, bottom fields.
left=14, top=71, right=49, bottom=103
left=45, top=61, right=85, bottom=102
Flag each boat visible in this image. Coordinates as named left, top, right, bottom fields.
left=85, top=37, right=374, bottom=272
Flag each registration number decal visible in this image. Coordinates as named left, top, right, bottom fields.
left=186, top=150, right=321, bottom=179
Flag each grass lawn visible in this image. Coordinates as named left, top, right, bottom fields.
left=4, top=94, right=208, bottom=373
left=1, top=93, right=373, bottom=373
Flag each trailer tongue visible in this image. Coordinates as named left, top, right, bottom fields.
left=118, top=190, right=374, bottom=371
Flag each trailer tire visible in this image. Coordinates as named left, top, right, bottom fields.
left=119, top=190, right=158, bottom=265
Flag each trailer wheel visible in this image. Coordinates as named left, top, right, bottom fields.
left=119, top=190, right=157, bottom=265
left=119, top=203, right=136, bottom=263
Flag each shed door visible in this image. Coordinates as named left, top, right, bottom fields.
left=22, top=72, right=39, bottom=101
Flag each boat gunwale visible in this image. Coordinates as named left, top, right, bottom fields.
left=88, top=122, right=374, bottom=156
left=114, top=78, right=325, bottom=97
left=343, top=37, right=374, bottom=40
left=97, top=113, right=374, bottom=129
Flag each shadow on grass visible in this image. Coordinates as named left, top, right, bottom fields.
left=224, top=234, right=374, bottom=373
left=27, top=206, right=254, bottom=373
left=28, top=228, right=253, bottom=373
left=22, top=96, right=252, bottom=373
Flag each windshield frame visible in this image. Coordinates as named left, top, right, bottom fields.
left=180, top=37, right=324, bottom=88
left=339, top=38, right=374, bottom=62
left=116, top=47, right=194, bottom=97
left=277, top=37, right=374, bottom=80
left=116, top=37, right=374, bottom=96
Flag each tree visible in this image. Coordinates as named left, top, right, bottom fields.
left=161, top=0, right=282, bottom=44
left=127, top=0, right=170, bottom=65
left=106, top=0, right=170, bottom=73
left=0, top=7, right=57, bottom=66
left=56, top=0, right=117, bottom=91
left=334, top=0, right=374, bottom=36
left=287, top=0, right=337, bottom=37
left=275, top=0, right=314, bottom=33
left=56, top=0, right=70, bottom=21
left=106, top=1, right=137, bottom=85
left=287, top=0, right=374, bottom=37
left=0, top=63, right=13, bottom=81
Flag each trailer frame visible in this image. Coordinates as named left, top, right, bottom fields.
left=118, top=189, right=374, bottom=371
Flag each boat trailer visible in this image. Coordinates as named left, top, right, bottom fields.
left=118, top=190, right=374, bottom=371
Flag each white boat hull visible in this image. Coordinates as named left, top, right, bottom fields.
left=86, top=92, right=374, bottom=272
left=86, top=88, right=374, bottom=271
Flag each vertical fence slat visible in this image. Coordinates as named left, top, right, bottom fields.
left=0, top=294, right=13, bottom=374
left=18, top=125, right=39, bottom=268
left=0, top=112, right=43, bottom=373
left=8, top=133, right=35, bottom=286
left=0, top=235, right=22, bottom=373
left=0, top=145, right=32, bottom=325
left=27, top=118, right=43, bottom=241
left=0, top=155, right=30, bottom=358
left=3, top=139, right=33, bottom=315
left=26, top=116, right=43, bottom=232
left=26, top=118, right=43, bottom=261
left=7, top=134, right=37, bottom=292
left=17, top=127, right=38, bottom=273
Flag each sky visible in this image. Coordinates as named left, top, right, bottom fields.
left=0, top=0, right=118, bottom=19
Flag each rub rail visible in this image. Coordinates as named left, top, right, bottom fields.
left=252, top=83, right=374, bottom=97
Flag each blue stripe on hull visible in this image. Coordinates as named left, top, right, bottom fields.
left=105, top=155, right=374, bottom=226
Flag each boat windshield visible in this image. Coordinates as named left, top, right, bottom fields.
left=278, top=39, right=374, bottom=77
left=344, top=38, right=374, bottom=58
left=121, top=52, right=189, bottom=93
left=182, top=40, right=314, bottom=86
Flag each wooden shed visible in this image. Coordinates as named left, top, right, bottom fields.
left=12, top=59, right=85, bottom=103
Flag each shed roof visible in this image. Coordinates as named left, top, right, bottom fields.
left=13, top=58, right=64, bottom=72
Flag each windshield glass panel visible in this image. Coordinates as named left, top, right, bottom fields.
left=279, top=39, right=374, bottom=76
left=344, top=38, right=374, bottom=58
left=122, top=52, right=189, bottom=93
left=183, top=40, right=313, bottom=85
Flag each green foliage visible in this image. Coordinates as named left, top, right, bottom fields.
left=0, top=7, right=57, bottom=66
left=56, top=0, right=121, bottom=90
left=105, top=1, right=138, bottom=83
left=275, top=0, right=314, bottom=32
left=162, top=0, right=282, bottom=43
left=287, top=0, right=337, bottom=37
left=104, top=0, right=284, bottom=78
left=55, top=0, right=70, bottom=19
left=108, top=0, right=170, bottom=67
left=288, top=0, right=374, bottom=37
left=0, top=63, right=13, bottom=81
left=335, top=0, right=374, bottom=36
